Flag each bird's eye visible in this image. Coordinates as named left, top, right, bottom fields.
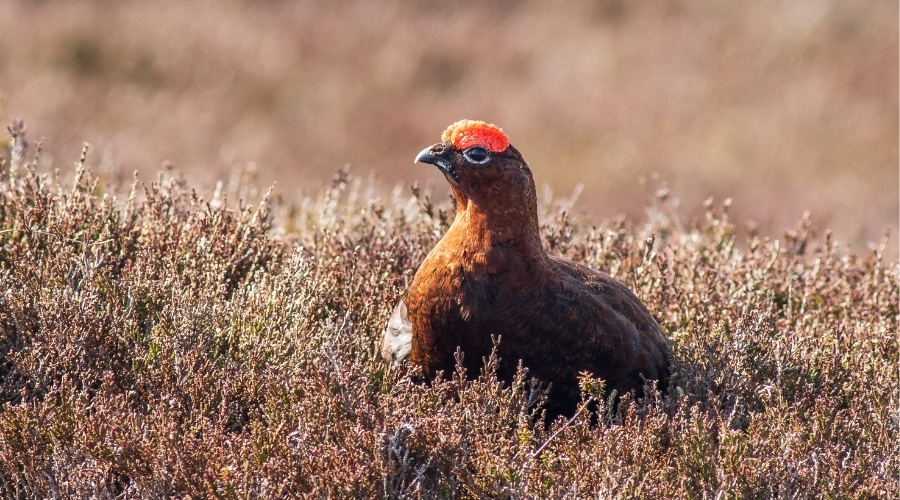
left=463, top=146, right=490, bottom=164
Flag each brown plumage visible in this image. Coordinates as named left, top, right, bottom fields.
left=382, top=120, right=670, bottom=419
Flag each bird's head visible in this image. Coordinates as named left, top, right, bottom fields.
left=415, top=120, right=537, bottom=216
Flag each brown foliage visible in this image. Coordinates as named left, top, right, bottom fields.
left=0, top=0, right=896, bottom=256
left=0, top=125, right=897, bottom=497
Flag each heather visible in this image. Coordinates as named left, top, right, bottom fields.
left=1, top=0, right=895, bottom=254
left=0, top=126, right=897, bottom=498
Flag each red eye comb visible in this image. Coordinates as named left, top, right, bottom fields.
left=441, top=120, right=509, bottom=153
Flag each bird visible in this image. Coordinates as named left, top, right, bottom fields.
left=382, top=119, right=671, bottom=420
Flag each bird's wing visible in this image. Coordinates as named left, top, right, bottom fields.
left=545, top=255, right=671, bottom=390
left=382, top=299, right=413, bottom=366
left=548, top=255, right=659, bottom=331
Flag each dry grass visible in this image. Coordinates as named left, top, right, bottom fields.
left=0, top=122, right=896, bottom=498
left=0, top=0, right=896, bottom=258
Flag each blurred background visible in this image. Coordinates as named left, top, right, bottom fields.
left=1, top=0, right=896, bottom=255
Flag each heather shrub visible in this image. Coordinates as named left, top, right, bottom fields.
left=0, top=123, right=896, bottom=498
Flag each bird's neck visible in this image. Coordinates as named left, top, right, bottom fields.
left=447, top=197, right=545, bottom=260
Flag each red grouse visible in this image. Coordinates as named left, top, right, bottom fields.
left=382, top=120, right=670, bottom=419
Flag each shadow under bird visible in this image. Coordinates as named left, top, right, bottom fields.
left=382, top=119, right=671, bottom=420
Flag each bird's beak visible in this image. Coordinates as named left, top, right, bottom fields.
left=414, top=143, right=459, bottom=182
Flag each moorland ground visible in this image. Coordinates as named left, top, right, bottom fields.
left=0, top=124, right=896, bottom=497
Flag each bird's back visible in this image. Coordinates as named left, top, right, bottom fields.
left=540, top=256, right=670, bottom=397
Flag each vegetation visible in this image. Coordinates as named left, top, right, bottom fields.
left=1, top=0, right=896, bottom=253
left=0, top=123, right=896, bottom=498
